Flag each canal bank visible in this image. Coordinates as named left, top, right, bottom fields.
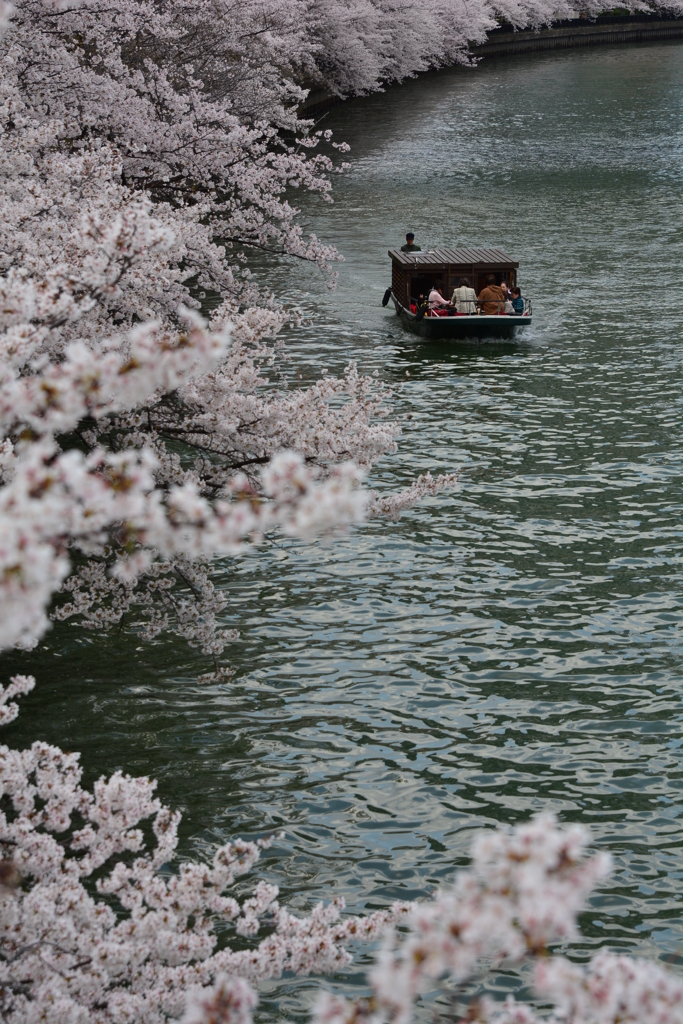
left=474, top=10, right=683, bottom=58
left=300, top=11, right=683, bottom=114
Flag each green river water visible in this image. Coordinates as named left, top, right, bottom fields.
left=3, top=39, right=683, bottom=1017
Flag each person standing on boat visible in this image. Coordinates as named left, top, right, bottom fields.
left=478, top=275, right=506, bottom=315
left=451, top=276, right=477, bottom=314
left=401, top=232, right=421, bottom=252
left=428, top=282, right=451, bottom=310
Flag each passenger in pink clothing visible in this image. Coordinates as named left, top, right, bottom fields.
left=428, top=283, right=450, bottom=309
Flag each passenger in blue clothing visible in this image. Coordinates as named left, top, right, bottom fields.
left=510, top=286, right=524, bottom=315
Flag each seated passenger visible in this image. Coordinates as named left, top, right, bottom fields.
left=510, top=286, right=525, bottom=315
left=478, top=275, right=505, bottom=315
left=428, top=283, right=451, bottom=310
left=500, top=281, right=514, bottom=314
left=451, top=276, right=477, bottom=314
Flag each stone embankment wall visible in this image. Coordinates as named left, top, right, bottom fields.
left=475, top=11, right=683, bottom=57
left=299, top=12, right=683, bottom=115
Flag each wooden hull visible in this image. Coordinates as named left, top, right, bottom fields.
left=392, top=295, right=532, bottom=340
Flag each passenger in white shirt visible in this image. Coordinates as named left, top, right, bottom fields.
left=451, top=276, right=477, bottom=314
left=428, top=283, right=450, bottom=309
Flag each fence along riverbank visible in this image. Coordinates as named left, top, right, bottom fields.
left=299, top=10, right=683, bottom=115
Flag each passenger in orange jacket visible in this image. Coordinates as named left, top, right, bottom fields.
left=478, top=275, right=506, bottom=315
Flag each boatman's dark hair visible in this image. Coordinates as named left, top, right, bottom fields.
left=406, top=232, right=414, bottom=240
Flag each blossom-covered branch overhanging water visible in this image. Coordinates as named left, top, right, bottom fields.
left=0, top=0, right=455, bottom=655
left=0, top=676, right=681, bottom=1024
left=1, top=0, right=683, bottom=1020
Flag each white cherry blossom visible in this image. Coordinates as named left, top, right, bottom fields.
left=311, top=816, right=683, bottom=1024
left=0, top=678, right=414, bottom=1023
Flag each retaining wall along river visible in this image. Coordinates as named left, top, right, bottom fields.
left=474, top=11, right=683, bottom=57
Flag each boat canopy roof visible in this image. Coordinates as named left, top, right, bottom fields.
left=389, top=246, right=518, bottom=270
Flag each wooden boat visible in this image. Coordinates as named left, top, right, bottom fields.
left=386, top=246, right=532, bottom=340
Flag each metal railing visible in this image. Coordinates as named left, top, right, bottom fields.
left=410, top=297, right=532, bottom=317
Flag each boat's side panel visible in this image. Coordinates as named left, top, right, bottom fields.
left=392, top=264, right=408, bottom=306
left=411, top=318, right=528, bottom=340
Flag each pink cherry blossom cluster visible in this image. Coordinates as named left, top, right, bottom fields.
left=0, top=676, right=415, bottom=1023
left=312, top=816, right=683, bottom=1024
left=0, top=190, right=380, bottom=654
left=2, top=472, right=675, bottom=1024
left=1, top=677, right=679, bottom=1024
left=0, top=437, right=373, bottom=651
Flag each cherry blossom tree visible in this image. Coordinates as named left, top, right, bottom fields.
left=0, top=0, right=474, bottom=658
left=0, top=17, right=417, bottom=656
left=304, top=0, right=683, bottom=99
